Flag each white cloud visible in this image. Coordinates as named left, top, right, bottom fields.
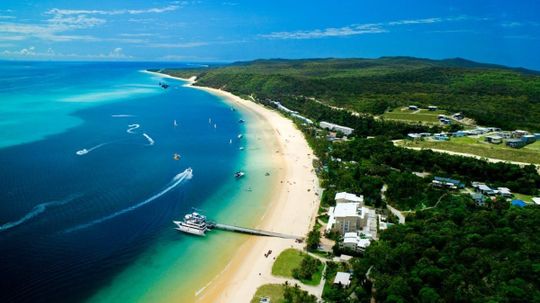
left=260, top=16, right=470, bottom=40
left=46, top=5, right=180, bottom=17
left=388, top=18, right=442, bottom=25
left=261, top=24, right=386, bottom=39
left=144, top=41, right=209, bottom=48
left=1, top=46, right=133, bottom=59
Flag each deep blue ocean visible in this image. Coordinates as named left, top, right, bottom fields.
left=0, top=61, right=249, bottom=302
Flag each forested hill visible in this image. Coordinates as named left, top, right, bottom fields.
left=161, top=57, right=540, bottom=131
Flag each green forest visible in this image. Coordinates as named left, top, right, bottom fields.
left=353, top=196, right=540, bottom=302
left=160, top=57, right=540, bottom=131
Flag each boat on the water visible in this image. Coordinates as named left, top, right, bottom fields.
left=235, top=171, right=245, bottom=178
left=173, top=153, right=181, bottom=160
left=237, top=134, right=243, bottom=139
left=173, top=212, right=210, bottom=236
left=239, top=119, right=245, bottom=123
left=76, top=149, right=88, bottom=156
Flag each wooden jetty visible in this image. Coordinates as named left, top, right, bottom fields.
left=210, top=222, right=302, bottom=240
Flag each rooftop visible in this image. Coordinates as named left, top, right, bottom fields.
left=335, top=192, right=363, bottom=203
left=334, top=272, right=351, bottom=286
left=333, top=203, right=361, bottom=217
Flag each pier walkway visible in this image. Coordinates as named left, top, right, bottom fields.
left=212, top=223, right=302, bottom=240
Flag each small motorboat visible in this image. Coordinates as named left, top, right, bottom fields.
left=173, top=153, right=181, bottom=160
left=238, top=119, right=245, bottom=123
left=76, top=149, right=88, bottom=156
left=237, top=134, right=243, bottom=139
left=239, top=146, right=244, bottom=151
left=234, top=171, right=245, bottom=178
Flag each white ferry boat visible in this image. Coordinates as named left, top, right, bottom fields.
left=173, top=212, right=210, bottom=236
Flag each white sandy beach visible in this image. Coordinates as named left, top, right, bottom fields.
left=149, top=71, right=321, bottom=302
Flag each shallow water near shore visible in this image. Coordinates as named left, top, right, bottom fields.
left=0, top=62, right=278, bottom=302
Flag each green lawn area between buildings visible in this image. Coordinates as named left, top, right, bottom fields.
left=272, top=248, right=324, bottom=286
left=400, top=137, right=540, bottom=165
left=382, top=108, right=446, bottom=124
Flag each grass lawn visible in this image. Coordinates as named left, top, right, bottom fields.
left=513, top=193, right=534, bottom=203
left=400, top=137, right=540, bottom=165
left=382, top=108, right=446, bottom=124
left=250, top=284, right=285, bottom=303
left=272, top=249, right=324, bottom=286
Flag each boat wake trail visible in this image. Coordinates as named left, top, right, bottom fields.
left=65, top=168, right=193, bottom=233
left=142, top=133, right=155, bottom=146
left=76, top=143, right=110, bottom=156
left=126, top=123, right=140, bottom=134
left=0, top=194, right=82, bottom=232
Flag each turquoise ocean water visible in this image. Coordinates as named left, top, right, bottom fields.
left=0, top=61, right=275, bottom=302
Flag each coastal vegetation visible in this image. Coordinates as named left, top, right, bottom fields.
left=162, top=56, right=540, bottom=132
left=353, top=196, right=540, bottom=302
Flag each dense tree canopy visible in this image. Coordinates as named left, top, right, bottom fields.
left=353, top=196, right=540, bottom=303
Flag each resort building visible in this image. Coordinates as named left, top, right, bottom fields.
left=470, top=193, right=485, bottom=205
left=334, top=272, right=352, bottom=287
left=407, top=133, right=422, bottom=140
left=512, top=130, right=529, bottom=138
left=432, top=176, right=464, bottom=189
left=506, top=139, right=527, bottom=148
left=342, top=231, right=372, bottom=252
left=271, top=101, right=298, bottom=114
left=319, top=121, right=354, bottom=135
left=428, top=105, right=438, bottom=111
left=496, top=187, right=513, bottom=198
left=326, top=203, right=367, bottom=234
left=433, top=133, right=449, bottom=141
left=408, top=105, right=419, bottom=110
left=452, top=112, right=464, bottom=120
left=291, top=113, right=313, bottom=124
left=335, top=192, right=364, bottom=204
left=474, top=183, right=496, bottom=196
left=485, top=135, right=503, bottom=144
left=532, top=197, right=540, bottom=205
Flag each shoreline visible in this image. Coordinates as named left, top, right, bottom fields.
left=152, top=70, right=321, bottom=302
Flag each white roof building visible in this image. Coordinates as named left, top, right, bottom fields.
left=496, top=187, right=512, bottom=197
left=343, top=232, right=372, bottom=252
left=319, top=121, right=354, bottom=135
left=335, top=192, right=364, bottom=204
left=333, top=272, right=351, bottom=287
left=533, top=197, right=540, bottom=205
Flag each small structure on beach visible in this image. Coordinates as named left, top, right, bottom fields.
left=428, top=105, right=438, bottom=111
left=408, top=105, right=419, bottom=110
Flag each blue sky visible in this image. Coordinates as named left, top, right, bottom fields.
left=1, top=0, right=539, bottom=69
